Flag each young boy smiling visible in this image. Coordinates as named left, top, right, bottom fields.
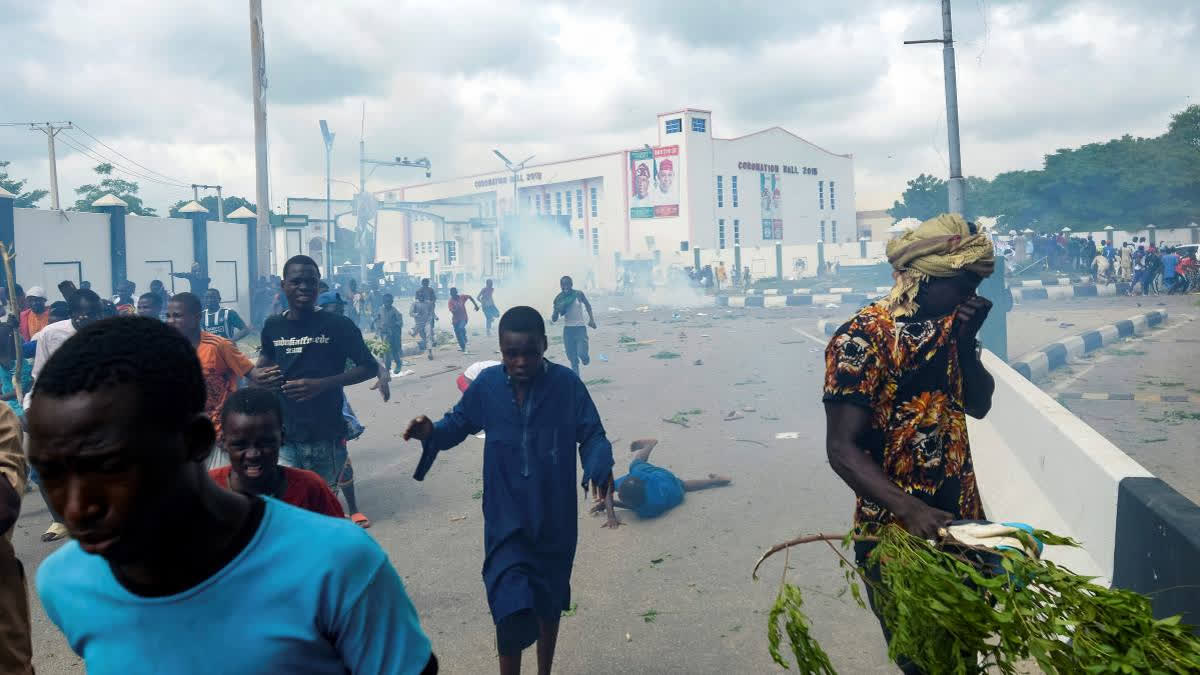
left=209, top=387, right=344, bottom=518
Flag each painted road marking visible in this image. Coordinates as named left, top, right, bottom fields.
left=1058, top=392, right=1200, bottom=403
left=790, top=324, right=829, bottom=347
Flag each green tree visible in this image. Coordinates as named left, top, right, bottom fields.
left=888, top=173, right=991, bottom=222
left=72, top=163, right=157, bottom=215
left=167, top=195, right=255, bottom=220
left=891, top=104, right=1200, bottom=231
left=0, top=160, right=49, bottom=208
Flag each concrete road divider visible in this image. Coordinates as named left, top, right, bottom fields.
left=1010, top=310, right=1167, bottom=380
left=1012, top=282, right=1130, bottom=303
left=717, top=292, right=872, bottom=308
left=968, top=350, right=1200, bottom=624
left=1008, top=276, right=1092, bottom=287
left=743, top=285, right=892, bottom=296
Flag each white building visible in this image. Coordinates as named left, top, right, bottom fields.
left=374, top=109, right=856, bottom=286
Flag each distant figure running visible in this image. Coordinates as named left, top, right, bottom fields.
left=550, top=275, right=596, bottom=375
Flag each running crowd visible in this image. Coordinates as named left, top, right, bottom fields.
left=0, top=256, right=734, bottom=674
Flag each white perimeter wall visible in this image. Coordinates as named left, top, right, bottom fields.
left=125, top=216, right=192, bottom=297
left=206, top=219, right=251, bottom=319
left=967, top=350, right=1152, bottom=583
left=14, top=208, right=113, bottom=299
left=697, top=241, right=886, bottom=279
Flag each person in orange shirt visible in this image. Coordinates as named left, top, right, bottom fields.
left=19, top=287, right=50, bottom=342
left=165, top=292, right=254, bottom=469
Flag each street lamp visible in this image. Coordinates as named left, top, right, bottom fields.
left=493, top=149, right=535, bottom=215
left=319, top=120, right=335, bottom=278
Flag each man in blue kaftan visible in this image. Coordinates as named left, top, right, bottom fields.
left=405, top=305, right=614, bottom=675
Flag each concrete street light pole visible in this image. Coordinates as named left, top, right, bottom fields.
left=320, top=120, right=334, bottom=278
left=905, top=0, right=966, bottom=216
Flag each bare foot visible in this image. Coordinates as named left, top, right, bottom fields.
left=708, top=474, right=732, bottom=486
left=629, top=438, right=658, bottom=452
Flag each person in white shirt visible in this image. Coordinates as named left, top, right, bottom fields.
left=23, top=289, right=104, bottom=542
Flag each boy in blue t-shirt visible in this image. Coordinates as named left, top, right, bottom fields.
left=595, top=438, right=731, bottom=521
left=27, top=317, right=436, bottom=675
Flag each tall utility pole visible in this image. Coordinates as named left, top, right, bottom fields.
left=319, top=120, right=334, bottom=277
left=905, top=0, right=966, bottom=216
left=249, top=0, right=272, bottom=277
left=25, top=122, right=73, bottom=209
left=492, top=149, right=535, bottom=252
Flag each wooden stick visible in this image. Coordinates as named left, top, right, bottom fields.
left=0, top=244, right=23, bottom=401
left=752, top=532, right=879, bottom=580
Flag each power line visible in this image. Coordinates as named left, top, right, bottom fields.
left=57, top=133, right=188, bottom=188
left=71, top=124, right=188, bottom=185
left=56, top=133, right=190, bottom=190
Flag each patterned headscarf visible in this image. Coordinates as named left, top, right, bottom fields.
left=882, top=213, right=995, bottom=318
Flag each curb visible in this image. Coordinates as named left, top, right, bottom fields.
left=817, top=319, right=839, bottom=336
left=1009, top=310, right=1168, bottom=380
left=744, top=286, right=892, bottom=296
left=716, top=292, right=874, bottom=308
left=1008, top=276, right=1092, bottom=288
left=1011, top=282, right=1130, bottom=303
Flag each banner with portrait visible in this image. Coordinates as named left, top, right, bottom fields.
left=629, top=145, right=680, bottom=219
left=759, top=172, right=783, bottom=240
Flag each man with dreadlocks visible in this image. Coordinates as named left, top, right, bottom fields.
left=823, top=213, right=995, bottom=674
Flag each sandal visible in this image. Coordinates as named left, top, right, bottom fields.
left=41, top=522, right=69, bottom=542
left=350, top=512, right=371, bottom=529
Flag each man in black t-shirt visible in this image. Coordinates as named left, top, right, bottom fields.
left=253, top=255, right=376, bottom=495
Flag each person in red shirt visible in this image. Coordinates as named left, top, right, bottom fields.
left=447, top=287, right=479, bottom=353
left=210, top=387, right=344, bottom=518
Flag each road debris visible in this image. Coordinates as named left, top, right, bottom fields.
left=450, top=515, right=468, bottom=522
left=724, top=411, right=744, bottom=421
left=775, top=432, right=801, bottom=439
left=693, top=359, right=703, bottom=366
left=735, top=438, right=768, bottom=447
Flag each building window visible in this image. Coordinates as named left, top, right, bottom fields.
left=565, top=191, right=573, bottom=218
left=691, top=117, right=706, bottom=133
left=446, top=240, right=457, bottom=265
left=718, top=219, right=726, bottom=249
left=591, top=227, right=599, bottom=255
left=716, top=175, right=724, bottom=208
left=733, top=219, right=740, bottom=245
left=665, top=118, right=682, bottom=134
left=830, top=181, right=836, bottom=210
left=731, top=175, right=738, bottom=207
left=590, top=187, right=598, bottom=217
left=831, top=220, right=838, bottom=243
left=555, top=192, right=562, bottom=215
left=820, top=221, right=826, bottom=242
left=576, top=189, right=583, bottom=218
left=818, top=181, right=824, bottom=210
left=535, top=194, right=542, bottom=214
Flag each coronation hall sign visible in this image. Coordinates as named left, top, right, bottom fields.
left=737, top=161, right=818, bottom=176
left=473, top=172, right=544, bottom=189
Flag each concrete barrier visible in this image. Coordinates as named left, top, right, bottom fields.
left=715, top=292, right=873, bottom=308
left=1010, top=310, right=1168, bottom=380
left=1012, top=282, right=1130, bottom=303
left=967, top=350, right=1153, bottom=582
left=969, top=351, right=1200, bottom=627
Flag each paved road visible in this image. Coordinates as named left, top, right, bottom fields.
left=1035, top=298, right=1200, bottom=505
left=15, top=299, right=901, bottom=674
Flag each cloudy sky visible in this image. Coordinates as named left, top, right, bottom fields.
left=1, top=0, right=1196, bottom=213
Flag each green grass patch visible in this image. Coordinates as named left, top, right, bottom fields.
left=472, top=489, right=483, bottom=500
left=561, top=601, right=579, bottom=617
left=662, top=409, right=703, bottom=427
left=584, top=377, right=612, bottom=386
left=641, top=609, right=659, bottom=623
left=651, top=351, right=681, bottom=359
left=1109, top=348, right=1147, bottom=356
left=617, top=335, right=637, bottom=344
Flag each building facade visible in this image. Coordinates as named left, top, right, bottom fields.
left=374, top=109, right=855, bottom=287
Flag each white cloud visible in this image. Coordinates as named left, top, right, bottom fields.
left=0, top=0, right=1195, bottom=213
